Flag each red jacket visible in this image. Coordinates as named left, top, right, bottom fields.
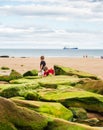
left=44, top=68, right=55, bottom=76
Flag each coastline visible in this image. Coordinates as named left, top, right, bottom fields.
left=0, top=57, right=103, bottom=79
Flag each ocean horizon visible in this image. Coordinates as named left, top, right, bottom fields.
left=0, top=48, right=103, bottom=58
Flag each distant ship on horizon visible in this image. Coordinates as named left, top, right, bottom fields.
left=63, top=46, right=78, bottom=50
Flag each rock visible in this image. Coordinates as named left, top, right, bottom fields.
left=24, top=91, right=40, bottom=100
left=10, top=75, right=80, bottom=87
left=0, top=83, right=39, bottom=98
left=76, top=79, right=103, bottom=95
left=0, top=69, right=22, bottom=82
left=9, top=69, right=22, bottom=80
left=0, top=97, right=48, bottom=130
left=69, top=107, right=87, bottom=120
left=0, top=97, right=99, bottom=130
left=11, top=99, right=73, bottom=121
left=83, top=118, right=99, bottom=126
left=54, top=65, right=98, bottom=80
left=46, top=118, right=99, bottom=130
left=0, top=75, right=10, bottom=82
left=23, top=69, right=38, bottom=76
left=39, top=89, right=103, bottom=113
left=0, top=55, right=9, bottom=58
left=0, top=71, right=103, bottom=129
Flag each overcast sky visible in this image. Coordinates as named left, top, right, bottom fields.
left=0, top=0, right=103, bottom=49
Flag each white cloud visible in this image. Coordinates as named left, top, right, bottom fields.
left=0, top=0, right=103, bottom=21
left=0, top=0, right=103, bottom=49
left=0, top=24, right=103, bottom=49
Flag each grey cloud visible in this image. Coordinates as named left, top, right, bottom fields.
left=0, top=4, right=102, bottom=22
left=0, top=25, right=55, bottom=39
left=89, top=0, right=103, bottom=2
left=0, top=24, right=102, bottom=44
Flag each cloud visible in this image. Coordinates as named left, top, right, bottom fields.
left=0, top=0, right=103, bottom=21
left=0, top=0, right=103, bottom=49
left=0, top=24, right=103, bottom=49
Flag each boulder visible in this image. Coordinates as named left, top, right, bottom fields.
left=54, top=65, right=98, bottom=80
left=82, top=118, right=99, bottom=126
left=23, top=69, right=38, bottom=76
left=0, top=55, right=9, bottom=58
left=0, top=97, right=48, bottom=130
left=0, top=97, right=99, bottom=130
left=11, top=99, right=73, bottom=121
left=39, top=89, right=103, bottom=113
left=45, top=118, right=99, bottom=130
left=0, top=83, right=39, bottom=98
left=76, top=79, right=103, bottom=95
left=24, top=91, right=40, bottom=100
left=10, top=75, right=79, bottom=87
left=0, top=69, right=22, bottom=82
left=9, top=69, right=22, bottom=80
left=69, top=107, right=87, bottom=120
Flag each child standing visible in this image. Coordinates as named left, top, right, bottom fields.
left=40, top=56, right=46, bottom=70
left=38, top=56, right=46, bottom=76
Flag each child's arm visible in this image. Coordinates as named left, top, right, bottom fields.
left=40, top=64, right=43, bottom=70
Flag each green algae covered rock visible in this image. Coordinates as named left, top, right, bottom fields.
left=0, top=87, right=20, bottom=98
left=0, top=97, right=99, bottom=130
left=39, top=89, right=103, bottom=113
left=0, top=97, right=48, bottom=130
left=0, top=75, right=10, bottom=82
left=54, top=65, right=98, bottom=80
left=0, top=83, right=40, bottom=98
left=11, top=99, right=73, bottom=121
left=10, top=78, right=37, bottom=84
left=38, top=75, right=79, bottom=89
left=76, top=79, right=103, bottom=95
left=45, top=118, right=99, bottom=130
left=9, top=75, right=80, bottom=89
left=23, top=69, right=38, bottom=76
left=69, top=107, right=87, bottom=120
left=24, top=91, right=40, bottom=100
left=1, top=66, right=10, bottom=70
left=81, top=118, right=99, bottom=126
left=9, top=69, right=22, bottom=80
left=0, top=122, right=17, bottom=130
left=0, top=70, right=22, bottom=82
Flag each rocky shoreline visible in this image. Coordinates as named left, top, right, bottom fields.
left=0, top=65, right=103, bottom=130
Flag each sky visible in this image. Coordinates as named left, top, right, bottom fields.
left=0, top=0, right=103, bottom=49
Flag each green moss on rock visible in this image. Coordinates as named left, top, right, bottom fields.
left=0, top=97, right=48, bottom=130
left=24, top=91, right=40, bottom=100
left=1, top=66, right=10, bottom=70
left=54, top=65, right=98, bottom=80
left=39, top=89, right=103, bottom=113
left=76, top=79, right=103, bottom=95
left=37, top=75, right=79, bottom=89
left=0, top=87, right=20, bottom=98
left=9, top=69, right=22, bottom=80
left=23, top=69, right=38, bottom=76
left=69, top=107, right=87, bottom=120
left=0, top=122, right=17, bottom=130
left=11, top=99, right=73, bottom=121
left=0, top=83, right=40, bottom=98
left=0, top=75, right=10, bottom=82
left=0, top=70, right=22, bottom=82
left=45, top=118, right=98, bottom=130
left=10, top=75, right=80, bottom=90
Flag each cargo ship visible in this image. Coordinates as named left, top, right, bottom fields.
left=63, top=47, right=78, bottom=50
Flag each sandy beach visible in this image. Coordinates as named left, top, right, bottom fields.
left=0, top=57, right=103, bottom=79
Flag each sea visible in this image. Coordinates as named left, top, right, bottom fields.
left=0, top=49, right=103, bottom=58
